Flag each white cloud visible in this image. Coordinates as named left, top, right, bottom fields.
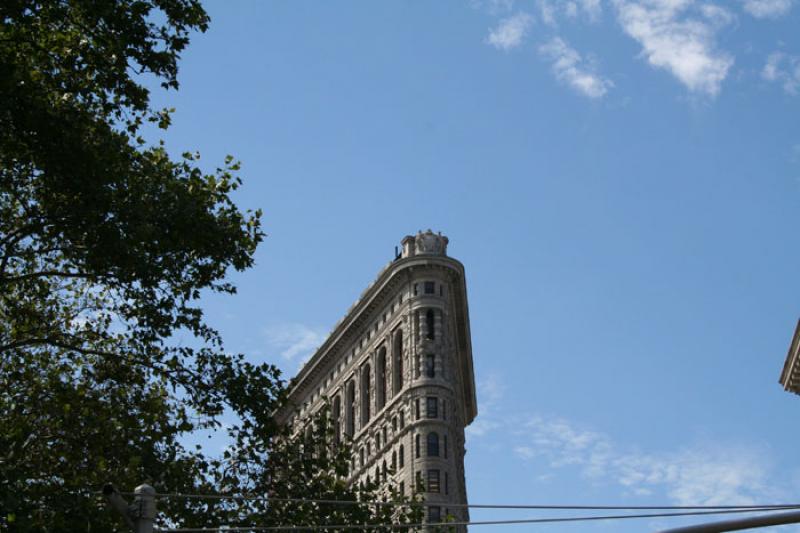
left=538, top=0, right=603, bottom=25
left=538, top=37, right=614, bottom=98
left=467, top=373, right=507, bottom=438
left=572, top=0, right=604, bottom=21
left=613, top=0, right=735, bottom=97
left=472, top=0, right=516, bottom=14
left=701, top=3, right=736, bottom=28
left=262, top=323, right=327, bottom=366
left=514, top=415, right=778, bottom=505
left=763, top=51, right=783, bottom=80
left=538, top=0, right=559, bottom=26
left=762, top=51, right=800, bottom=94
left=742, top=0, right=794, bottom=18
left=486, top=12, right=534, bottom=50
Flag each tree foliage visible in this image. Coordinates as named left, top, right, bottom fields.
left=0, top=1, right=422, bottom=531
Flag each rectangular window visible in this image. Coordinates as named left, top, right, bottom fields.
left=444, top=434, right=448, bottom=459
left=443, top=399, right=447, bottom=420
left=428, top=506, right=441, bottom=524
left=445, top=472, right=449, bottom=495
left=426, top=397, right=438, bottom=418
left=427, top=469, right=440, bottom=493
left=416, top=398, right=420, bottom=420
left=413, top=283, right=418, bottom=296
left=400, top=481, right=405, bottom=496
left=424, top=281, right=435, bottom=294
left=425, top=354, right=435, bottom=378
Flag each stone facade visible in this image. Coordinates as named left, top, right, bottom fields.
left=275, top=231, right=478, bottom=527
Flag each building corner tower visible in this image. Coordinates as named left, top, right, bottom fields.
left=275, top=230, right=478, bottom=527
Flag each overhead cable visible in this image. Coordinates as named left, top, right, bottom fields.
left=115, top=491, right=800, bottom=511
left=157, top=506, right=800, bottom=532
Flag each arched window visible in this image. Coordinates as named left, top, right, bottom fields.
left=377, top=347, right=387, bottom=409
left=399, top=444, right=405, bottom=467
left=392, top=330, right=403, bottom=395
left=427, top=432, right=440, bottom=457
left=345, top=381, right=355, bottom=437
left=415, top=434, right=421, bottom=458
left=426, top=309, right=435, bottom=340
left=360, top=364, right=371, bottom=426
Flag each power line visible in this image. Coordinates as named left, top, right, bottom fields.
left=157, top=506, right=800, bottom=532
left=114, top=491, right=800, bottom=511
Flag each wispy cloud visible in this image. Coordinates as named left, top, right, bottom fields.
left=472, top=0, right=516, bottom=15
left=538, top=37, right=614, bottom=98
left=742, top=0, right=794, bottom=18
left=262, top=323, right=328, bottom=367
left=486, top=12, right=534, bottom=50
left=537, top=0, right=559, bottom=26
left=514, top=415, right=779, bottom=505
left=574, top=0, right=604, bottom=21
left=539, top=0, right=604, bottom=25
left=762, top=51, right=800, bottom=94
left=613, top=0, right=735, bottom=97
left=466, top=373, right=507, bottom=438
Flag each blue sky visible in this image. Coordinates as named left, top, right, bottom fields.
left=151, top=1, right=800, bottom=530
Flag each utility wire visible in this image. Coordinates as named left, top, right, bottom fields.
left=157, top=506, right=800, bottom=532
left=113, top=491, right=800, bottom=511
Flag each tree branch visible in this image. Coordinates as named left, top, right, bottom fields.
left=0, top=270, right=104, bottom=285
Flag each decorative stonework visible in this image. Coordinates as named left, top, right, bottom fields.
left=415, top=229, right=449, bottom=256
left=400, top=230, right=449, bottom=259
left=276, top=233, right=476, bottom=530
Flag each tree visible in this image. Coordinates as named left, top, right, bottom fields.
left=0, top=2, right=421, bottom=531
